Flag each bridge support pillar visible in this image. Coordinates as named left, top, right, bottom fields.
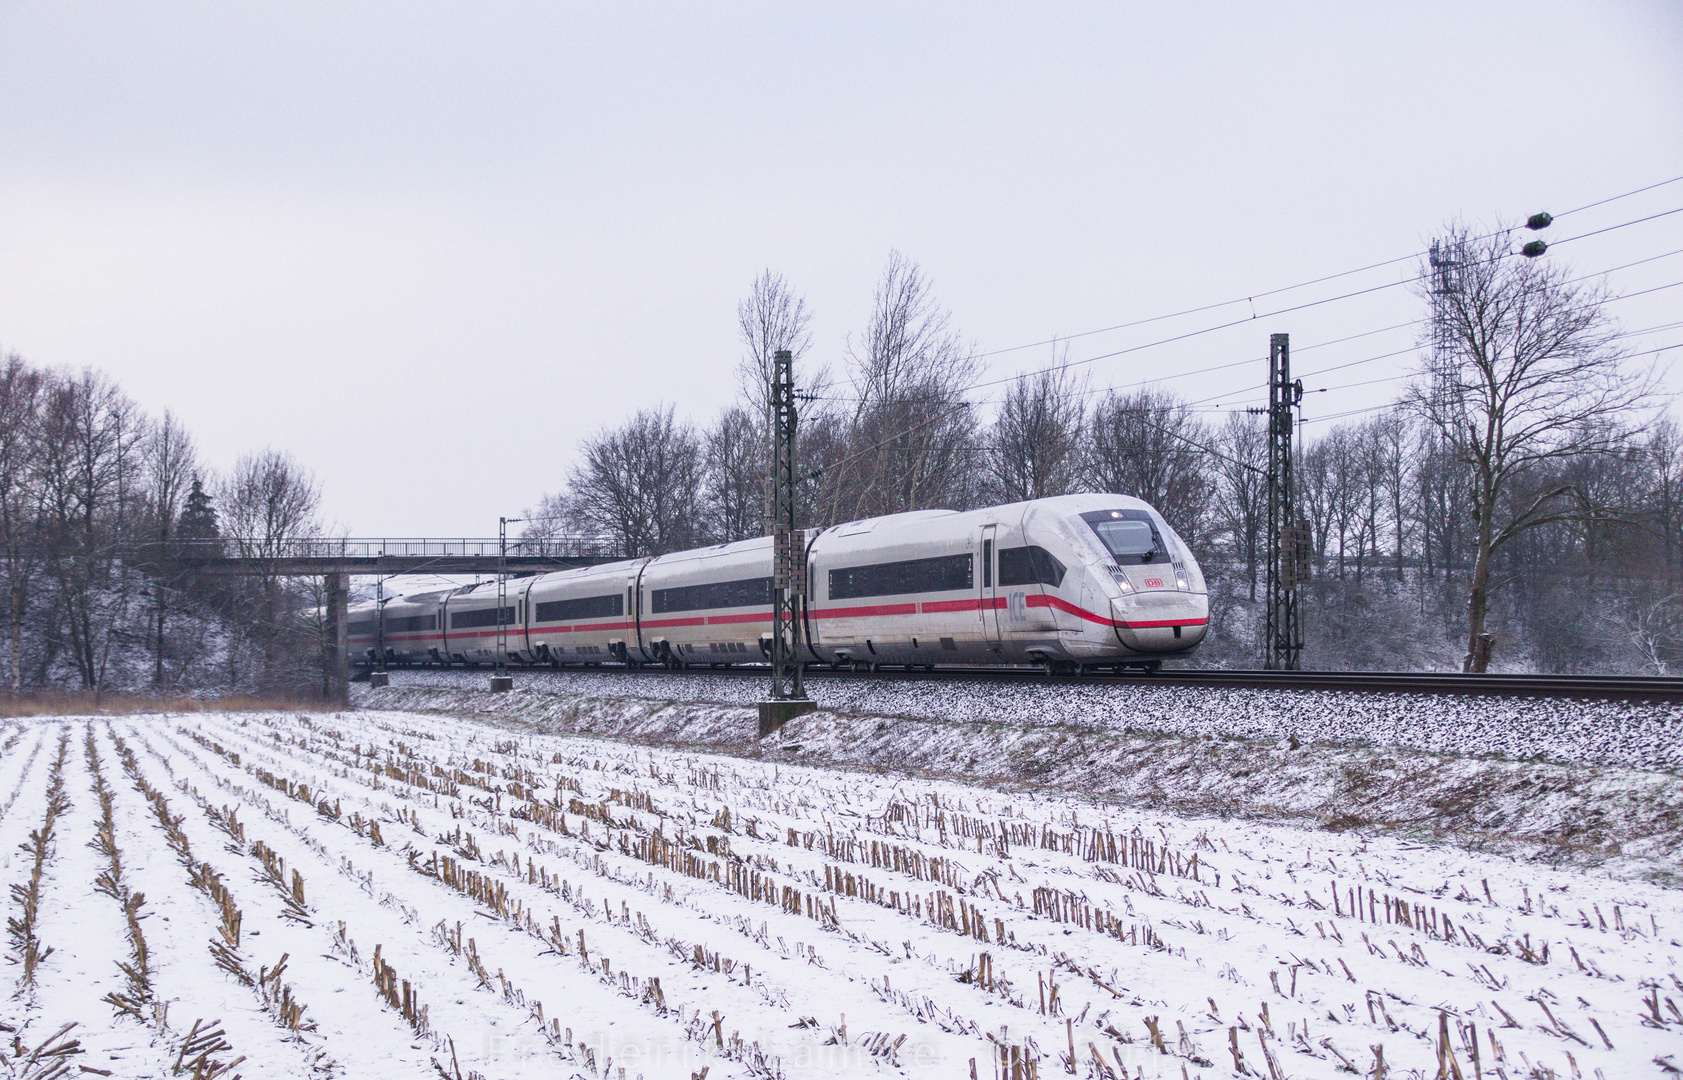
left=325, top=572, right=349, bottom=706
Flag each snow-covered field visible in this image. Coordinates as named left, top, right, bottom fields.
left=1, top=710, right=1679, bottom=1079
left=376, top=667, right=1683, bottom=772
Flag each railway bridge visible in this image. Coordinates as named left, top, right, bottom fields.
left=145, top=537, right=623, bottom=703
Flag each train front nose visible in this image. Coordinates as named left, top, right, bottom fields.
left=1107, top=565, right=1208, bottom=651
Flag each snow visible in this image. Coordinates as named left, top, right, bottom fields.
left=1, top=706, right=1679, bottom=1079
left=369, top=666, right=1683, bottom=772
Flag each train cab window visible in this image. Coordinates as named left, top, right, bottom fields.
left=998, top=546, right=1067, bottom=588
left=1081, top=510, right=1170, bottom=564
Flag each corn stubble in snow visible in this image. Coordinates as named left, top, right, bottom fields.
left=0, top=707, right=1675, bottom=1078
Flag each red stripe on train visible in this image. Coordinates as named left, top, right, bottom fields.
left=1028, top=592, right=1206, bottom=629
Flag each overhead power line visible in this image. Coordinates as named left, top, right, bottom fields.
left=966, top=172, right=1683, bottom=362
left=814, top=208, right=1682, bottom=408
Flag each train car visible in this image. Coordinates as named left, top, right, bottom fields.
left=344, top=589, right=447, bottom=665
left=523, top=558, right=643, bottom=665
left=379, top=589, right=448, bottom=664
left=802, top=493, right=1206, bottom=670
left=439, top=580, right=534, bottom=666
left=634, top=537, right=774, bottom=666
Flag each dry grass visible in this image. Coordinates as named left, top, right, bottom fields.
left=0, top=691, right=317, bottom=718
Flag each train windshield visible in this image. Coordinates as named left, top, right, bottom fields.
left=1082, top=509, right=1170, bottom=564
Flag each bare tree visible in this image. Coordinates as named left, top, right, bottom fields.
left=1641, top=419, right=1683, bottom=591
left=1211, top=412, right=1268, bottom=599
left=220, top=448, right=322, bottom=687
left=520, top=490, right=587, bottom=551
left=1085, top=386, right=1212, bottom=543
left=220, top=449, right=321, bottom=559
left=1296, top=435, right=1336, bottom=572
left=702, top=405, right=764, bottom=542
left=736, top=269, right=817, bottom=416
left=142, top=410, right=197, bottom=686
left=1319, top=423, right=1367, bottom=581
left=1405, top=221, right=1656, bottom=671
left=825, top=252, right=982, bottom=522
left=737, top=271, right=817, bottom=531
left=566, top=405, right=704, bottom=556
left=0, top=354, right=44, bottom=694
left=987, top=350, right=1088, bottom=503
left=1605, top=588, right=1683, bottom=674
left=1368, top=412, right=1412, bottom=582
left=32, top=368, right=146, bottom=691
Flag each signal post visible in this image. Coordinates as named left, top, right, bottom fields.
left=760, top=347, right=817, bottom=737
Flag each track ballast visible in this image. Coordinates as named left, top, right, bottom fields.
left=365, top=663, right=1683, bottom=702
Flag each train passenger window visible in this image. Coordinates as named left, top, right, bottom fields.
left=1081, top=510, right=1170, bottom=564
left=998, top=546, right=1067, bottom=588
left=651, top=576, right=773, bottom=613
left=982, top=540, right=992, bottom=587
left=384, top=614, right=438, bottom=633
left=828, top=553, right=973, bottom=599
left=449, top=606, right=517, bottom=630
left=534, top=594, right=623, bottom=622
left=347, top=620, right=379, bottom=636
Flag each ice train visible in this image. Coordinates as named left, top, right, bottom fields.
left=346, top=494, right=1208, bottom=673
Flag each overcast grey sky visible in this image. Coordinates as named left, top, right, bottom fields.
left=1, top=2, right=1679, bottom=538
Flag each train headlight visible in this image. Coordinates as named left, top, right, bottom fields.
left=1172, top=560, right=1189, bottom=591
left=1105, top=564, right=1132, bottom=591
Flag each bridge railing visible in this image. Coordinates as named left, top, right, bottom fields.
left=119, top=536, right=628, bottom=562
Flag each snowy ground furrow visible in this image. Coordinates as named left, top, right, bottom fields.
left=187, top=711, right=913, bottom=1076
left=135, top=724, right=602, bottom=1080
left=290, top=713, right=1014, bottom=1050
left=0, top=724, right=43, bottom=826
left=5, top=709, right=1679, bottom=1079
left=214, top=709, right=1683, bottom=1077
left=113, top=723, right=458, bottom=1080
left=151, top=717, right=783, bottom=1080
left=95, top=724, right=338, bottom=1079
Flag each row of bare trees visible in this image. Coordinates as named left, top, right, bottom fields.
left=0, top=354, right=328, bottom=695
left=532, top=225, right=1678, bottom=672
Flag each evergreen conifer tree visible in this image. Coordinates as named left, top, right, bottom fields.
left=177, top=475, right=219, bottom=542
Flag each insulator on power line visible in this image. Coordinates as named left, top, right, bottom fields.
left=1521, top=240, right=1548, bottom=258
left=1525, top=212, right=1553, bottom=231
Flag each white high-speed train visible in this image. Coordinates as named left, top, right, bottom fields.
left=346, top=493, right=1208, bottom=673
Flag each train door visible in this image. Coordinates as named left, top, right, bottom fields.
left=517, top=581, right=532, bottom=659
left=980, top=524, right=1001, bottom=650
left=630, top=569, right=646, bottom=660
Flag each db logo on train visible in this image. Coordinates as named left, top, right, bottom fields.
left=1144, top=578, right=1164, bottom=588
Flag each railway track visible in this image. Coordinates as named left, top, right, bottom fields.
left=368, top=663, right=1683, bottom=702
